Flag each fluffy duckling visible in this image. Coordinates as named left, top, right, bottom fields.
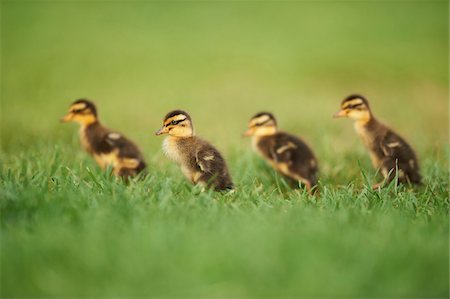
left=61, top=99, right=146, bottom=178
left=244, top=112, right=319, bottom=193
left=155, top=110, right=233, bottom=191
left=334, top=94, right=421, bottom=188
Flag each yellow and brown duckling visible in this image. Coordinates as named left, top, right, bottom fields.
left=61, top=99, right=146, bottom=178
left=244, top=112, right=319, bottom=193
left=334, top=94, right=421, bottom=188
left=155, top=110, right=234, bottom=191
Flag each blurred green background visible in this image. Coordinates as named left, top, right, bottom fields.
left=2, top=0, right=448, bottom=154
left=1, top=0, right=448, bottom=298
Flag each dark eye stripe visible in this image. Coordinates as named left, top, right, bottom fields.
left=346, top=103, right=363, bottom=109
left=255, top=119, right=272, bottom=126
left=166, top=117, right=187, bottom=126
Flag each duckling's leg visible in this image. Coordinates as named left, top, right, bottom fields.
left=372, top=167, right=390, bottom=189
left=291, top=175, right=313, bottom=194
left=282, top=164, right=315, bottom=194
left=302, top=180, right=312, bottom=193
left=372, top=182, right=384, bottom=190
left=372, top=158, right=402, bottom=189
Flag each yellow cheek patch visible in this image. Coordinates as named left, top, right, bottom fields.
left=254, top=125, right=276, bottom=136
left=74, top=114, right=97, bottom=126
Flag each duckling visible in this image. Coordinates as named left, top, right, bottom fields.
left=61, top=99, right=146, bottom=178
left=334, top=94, right=421, bottom=188
left=155, top=110, right=233, bottom=191
left=244, top=112, right=319, bottom=193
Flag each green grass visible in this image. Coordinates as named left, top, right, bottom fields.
left=1, top=147, right=449, bottom=297
left=1, top=1, right=449, bottom=297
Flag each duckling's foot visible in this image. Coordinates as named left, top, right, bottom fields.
left=296, top=178, right=312, bottom=194
left=372, top=182, right=384, bottom=190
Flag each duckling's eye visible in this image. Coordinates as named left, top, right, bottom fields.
left=168, top=118, right=187, bottom=126
left=255, top=119, right=271, bottom=126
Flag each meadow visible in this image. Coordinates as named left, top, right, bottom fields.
left=1, top=1, right=449, bottom=297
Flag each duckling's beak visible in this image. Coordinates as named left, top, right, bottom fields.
left=60, top=113, right=73, bottom=123
left=333, top=109, right=347, bottom=118
left=243, top=128, right=254, bottom=137
left=155, top=127, right=166, bottom=136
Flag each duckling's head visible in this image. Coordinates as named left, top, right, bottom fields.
left=61, top=99, right=98, bottom=126
left=334, top=94, right=372, bottom=122
left=155, top=110, right=194, bottom=137
left=244, top=112, right=278, bottom=137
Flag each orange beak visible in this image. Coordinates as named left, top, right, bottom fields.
left=155, top=126, right=167, bottom=136
left=333, top=109, right=347, bottom=118
left=60, top=113, right=73, bottom=123
left=243, top=128, right=255, bottom=137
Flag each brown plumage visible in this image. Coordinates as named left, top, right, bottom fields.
left=61, top=99, right=146, bottom=178
left=155, top=110, right=233, bottom=191
left=334, top=94, right=421, bottom=188
left=244, top=112, right=319, bottom=193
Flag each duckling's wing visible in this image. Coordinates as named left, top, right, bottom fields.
left=87, top=131, right=118, bottom=154
left=105, top=132, right=145, bottom=170
left=379, top=130, right=420, bottom=182
left=271, top=133, right=313, bottom=165
left=256, top=135, right=291, bottom=163
left=101, top=132, right=140, bottom=157
left=380, top=131, right=408, bottom=158
left=104, top=132, right=123, bottom=147
left=95, top=131, right=127, bottom=153
left=195, top=148, right=218, bottom=174
left=271, top=140, right=298, bottom=163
